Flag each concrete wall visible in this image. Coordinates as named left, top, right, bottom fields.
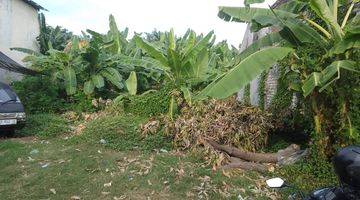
left=0, top=0, right=39, bottom=83
left=237, top=25, right=280, bottom=109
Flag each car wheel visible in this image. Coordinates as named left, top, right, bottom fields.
left=5, top=130, right=15, bottom=137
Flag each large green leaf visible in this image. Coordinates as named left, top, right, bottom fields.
left=344, top=14, right=360, bottom=37
left=125, top=71, right=137, bottom=95
left=167, top=49, right=182, bottom=79
left=91, top=74, right=105, bottom=88
left=109, top=14, right=122, bottom=53
left=182, top=31, right=196, bottom=55
left=191, top=49, right=209, bottom=80
left=302, top=60, right=359, bottom=96
left=283, top=17, right=328, bottom=46
left=181, top=86, right=192, bottom=106
left=84, top=80, right=95, bottom=95
left=168, top=95, right=178, bottom=121
left=134, top=35, right=168, bottom=67
left=183, top=31, right=214, bottom=64
left=63, top=67, right=77, bottom=95
left=276, top=0, right=307, bottom=13
left=239, top=32, right=289, bottom=60
left=202, top=47, right=294, bottom=99
left=310, top=0, right=343, bottom=39
left=168, top=28, right=176, bottom=50
left=329, top=35, right=360, bottom=55
left=101, top=67, right=124, bottom=89
left=218, top=7, right=297, bottom=24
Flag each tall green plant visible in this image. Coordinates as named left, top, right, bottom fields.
left=202, top=0, right=360, bottom=156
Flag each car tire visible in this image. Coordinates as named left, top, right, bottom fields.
left=5, top=130, right=15, bottom=137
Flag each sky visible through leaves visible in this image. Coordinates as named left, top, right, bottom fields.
left=35, top=0, right=276, bottom=47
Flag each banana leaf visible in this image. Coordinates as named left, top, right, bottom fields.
left=134, top=35, right=168, bottom=67
left=201, top=47, right=294, bottom=99
left=309, top=0, right=343, bottom=39
left=63, top=67, right=77, bottom=95
left=302, top=60, right=359, bottom=97
left=218, top=7, right=297, bottom=23
left=125, top=71, right=138, bottom=95
left=238, top=32, right=290, bottom=60
left=84, top=80, right=95, bottom=95
left=91, top=74, right=105, bottom=88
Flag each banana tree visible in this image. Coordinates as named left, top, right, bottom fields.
left=201, top=0, right=360, bottom=156
left=133, top=29, right=216, bottom=118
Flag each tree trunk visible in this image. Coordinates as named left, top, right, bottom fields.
left=222, top=157, right=268, bottom=172
left=206, top=139, right=300, bottom=163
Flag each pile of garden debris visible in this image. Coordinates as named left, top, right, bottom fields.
left=140, top=97, right=308, bottom=172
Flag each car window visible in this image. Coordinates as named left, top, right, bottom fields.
left=0, top=89, right=15, bottom=102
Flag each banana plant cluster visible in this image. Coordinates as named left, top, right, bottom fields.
left=201, top=0, right=359, bottom=155
left=16, top=15, right=157, bottom=96
left=202, top=0, right=359, bottom=99
left=134, top=29, right=217, bottom=104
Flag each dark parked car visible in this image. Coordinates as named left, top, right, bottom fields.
left=0, top=82, right=26, bottom=135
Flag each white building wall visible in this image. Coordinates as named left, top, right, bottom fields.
left=0, top=0, right=39, bottom=83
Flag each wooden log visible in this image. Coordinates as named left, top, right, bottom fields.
left=222, top=157, right=268, bottom=172
left=206, top=139, right=300, bottom=163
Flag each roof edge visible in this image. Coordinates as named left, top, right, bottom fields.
left=21, top=0, right=47, bottom=11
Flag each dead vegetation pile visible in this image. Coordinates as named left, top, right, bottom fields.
left=141, top=97, right=273, bottom=152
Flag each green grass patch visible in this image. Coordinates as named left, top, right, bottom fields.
left=0, top=138, right=274, bottom=200
left=16, top=114, right=70, bottom=138
left=72, top=114, right=172, bottom=152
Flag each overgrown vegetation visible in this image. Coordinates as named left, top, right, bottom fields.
left=2, top=0, right=359, bottom=198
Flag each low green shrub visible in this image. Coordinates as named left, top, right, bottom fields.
left=11, top=76, right=65, bottom=114
left=16, top=114, right=70, bottom=138
left=75, top=114, right=172, bottom=151
left=11, top=76, right=96, bottom=114
left=277, top=158, right=338, bottom=194
left=124, top=83, right=175, bottom=117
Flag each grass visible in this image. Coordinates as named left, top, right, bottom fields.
left=2, top=112, right=337, bottom=199
left=0, top=138, right=275, bottom=200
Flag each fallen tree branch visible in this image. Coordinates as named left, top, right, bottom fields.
left=206, top=139, right=300, bottom=163
left=222, top=157, right=268, bottom=172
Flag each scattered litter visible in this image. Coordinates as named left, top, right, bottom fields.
left=100, top=139, right=107, bottom=144
left=104, top=182, right=112, bottom=187
left=114, top=195, right=126, bottom=200
left=50, top=188, right=56, bottom=194
left=113, top=195, right=127, bottom=200
left=30, top=149, right=39, bottom=155
left=105, top=168, right=110, bottom=173
left=17, top=158, right=22, bottom=163
left=41, top=163, right=50, bottom=168
left=98, top=150, right=102, bottom=154
left=58, top=159, right=66, bottom=164
left=160, top=149, right=168, bottom=153
left=237, top=194, right=245, bottom=200
left=101, top=192, right=110, bottom=195
left=128, top=176, right=133, bottom=181
left=28, top=157, right=35, bottom=162
left=75, top=149, right=81, bottom=152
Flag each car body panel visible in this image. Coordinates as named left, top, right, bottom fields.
left=0, top=82, right=26, bottom=132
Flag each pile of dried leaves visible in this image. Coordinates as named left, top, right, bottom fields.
left=141, top=97, right=273, bottom=152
